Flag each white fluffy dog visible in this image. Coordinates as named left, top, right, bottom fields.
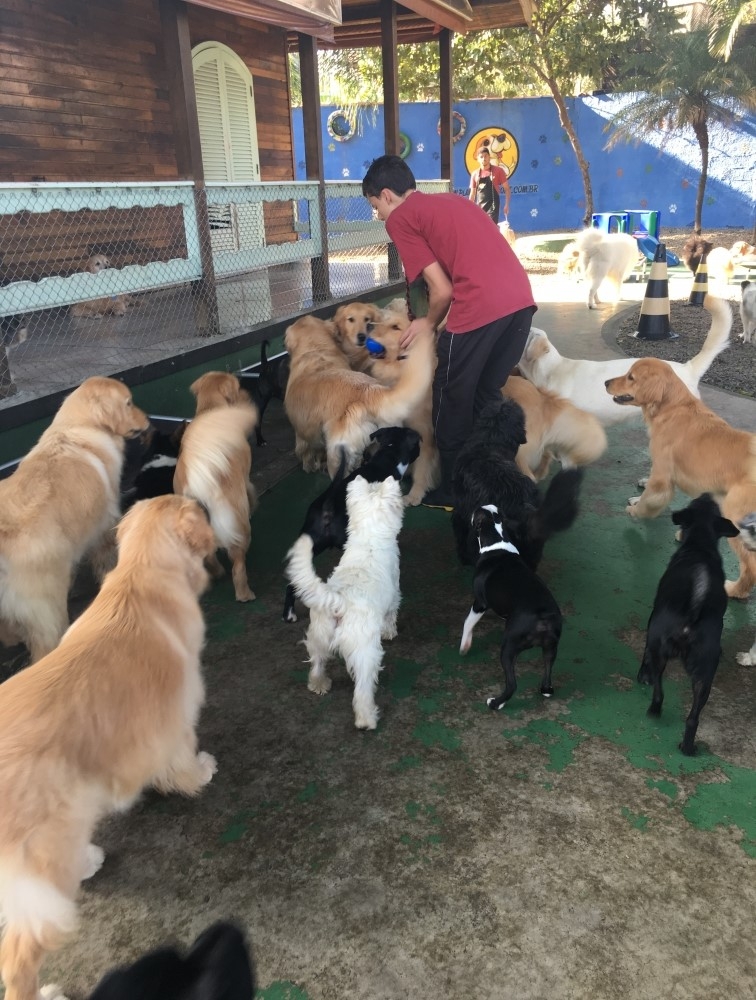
left=517, top=296, right=731, bottom=427
left=286, top=475, right=405, bottom=730
left=575, top=228, right=640, bottom=309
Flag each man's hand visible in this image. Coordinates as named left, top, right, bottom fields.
left=400, top=315, right=435, bottom=350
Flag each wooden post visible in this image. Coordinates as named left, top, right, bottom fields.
left=298, top=33, right=331, bottom=303
left=380, top=0, right=402, bottom=279
left=439, top=29, right=453, bottom=186
left=158, top=0, right=220, bottom=335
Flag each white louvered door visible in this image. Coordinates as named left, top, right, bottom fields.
left=192, top=42, right=264, bottom=253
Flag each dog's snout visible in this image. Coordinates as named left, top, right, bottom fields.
left=357, top=333, right=367, bottom=345
left=604, top=378, right=612, bottom=388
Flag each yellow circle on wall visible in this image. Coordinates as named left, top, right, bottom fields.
left=465, top=127, right=519, bottom=180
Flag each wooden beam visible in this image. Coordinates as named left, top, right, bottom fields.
left=381, top=0, right=400, bottom=157
left=439, top=27, right=452, bottom=183
left=158, top=0, right=219, bottom=335
left=298, top=32, right=331, bottom=301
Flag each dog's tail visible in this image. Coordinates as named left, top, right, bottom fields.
left=685, top=295, right=732, bottom=381
left=529, top=468, right=584, bottom=541
left=547, top=403, right=608, bottom=469
left=285, top=535, right=346, bottom=618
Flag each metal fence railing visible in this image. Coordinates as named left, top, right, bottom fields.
left=0, top=178, right=450, bottom=410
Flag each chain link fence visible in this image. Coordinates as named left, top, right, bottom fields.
left=0, top=179, right=449, bottom=410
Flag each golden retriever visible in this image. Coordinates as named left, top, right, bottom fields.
left=173, top=372, right=259, bottom=602
left=283, top=313, right=435, bottom=479
left=502, top=375, right=607, bottom=481
left=0, top=495, right=218, bottom=1000
left=69, top=255, right=129, bottom=318
left=330, top=301, right=382, bottom=372
left=0, top=376, right=149, bottom=663
left=339, top=304, right=440, bottom=505
left=605, top=357, right=756, bottom=599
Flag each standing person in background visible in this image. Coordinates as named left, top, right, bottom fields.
left=362, top=154, right=536, bottom=510
left=469, top=146, right=510, bottom=226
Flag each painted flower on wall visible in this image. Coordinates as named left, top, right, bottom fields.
left=553, top=156, right=562, bottom=166
left=681, top=178, right=690, bottom=189
left=616, top=168, right=623, bottom=178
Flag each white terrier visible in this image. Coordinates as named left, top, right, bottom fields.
left=286, top=475, right=405, bottom=730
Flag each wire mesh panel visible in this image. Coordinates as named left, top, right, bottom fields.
left=0, top=178, right=450, bottom=411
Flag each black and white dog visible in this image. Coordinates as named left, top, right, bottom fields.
left=238, top=339, right=290, bottom=446
left=638, top=493, right=739, bottom=755
left=282, top=425, right=421, bottom=622
left=120, top=420, right=187, bottom=511
left=460, top=504, right=562, bottom=711
left=452, top=398, right=583, bottom=569
left=89, top=921, right=255, bottom=999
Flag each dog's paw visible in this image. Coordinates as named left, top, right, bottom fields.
left=308, top=673, right=332, bottom=696
left=284, top=608, right=298, bottom=623
left=725, top=579, right=750, bottom=600
left=235, top=587, right=256, bottom=602
left=403, top=493, right=422, bottom=507
left=627, top=495, right=641, bottom=506
left=540, top=686, right=554, bottom=698
left=637, top=476, right=649, bottom=489
left=737, top=651, right=756, bottom=666
left=354, top=709, right=378, bottom=730
left=196, top=751, right=218, bottom=785
left=486, top=696, right=508, bottom=711
left=40, top=986, right=70, bottom=999
left=626, top=498, right=641, bottom=515
left=82, top=844, right=105, bottom=880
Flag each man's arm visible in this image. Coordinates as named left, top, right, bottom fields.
left=468, top=170, right=478, bottom=202
left=500, top=169, right=511, bottom=215
left=400, top=261, right=452, bottom=349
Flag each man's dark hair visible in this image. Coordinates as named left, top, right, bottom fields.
left=362, top=155, right=417, bottom=198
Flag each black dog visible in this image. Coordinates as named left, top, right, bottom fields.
left=452, top=398, right=583, bottom=569
left=89, top=920, right=255, bottom=999
left=120, top=420, right=187, bottom=511
left=638, top=494, right=738, bottom=755
left=460, top=504, right=563, bottom=710
left=238, top=340, right=290, bottom=446
left=282, top=425, right=421, bottom=622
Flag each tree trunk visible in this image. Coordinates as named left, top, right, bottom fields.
left=693, top=119, right=709, bottom=235
left=545, top=75, right=594, bottom=226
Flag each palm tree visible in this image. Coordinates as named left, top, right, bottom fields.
left=607, top=19, right=756, bottom=234
left=708, top=0, right=756, bottom=59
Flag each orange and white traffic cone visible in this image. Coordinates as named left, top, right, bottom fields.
left=636, top=241, right=678, bottom=340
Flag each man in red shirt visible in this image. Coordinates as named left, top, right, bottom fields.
left=469, top=146, right=510, bottom=226
left=362, top=155, right=536, bottom=510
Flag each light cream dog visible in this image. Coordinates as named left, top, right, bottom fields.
left=0, top=376, right=149, bottom=662
left=605, top=358, right=756, bottom=599
left=0, top=495, right=218, bottom=1000
left=283, top=313, right=435, bottom=478
left=575, top=228, right=640, bottom=309
left=173, top=372, right=259, bottom=603
left=502, top=375, right=607, bottom=481
left=517, top=296, right=732, bottom=426
left=69, top=255, right=129, bottom=318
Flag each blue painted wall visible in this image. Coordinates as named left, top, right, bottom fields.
left=292, top=96, right=756, bottom=233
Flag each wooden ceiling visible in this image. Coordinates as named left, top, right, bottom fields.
left=289, top=0, right=529, bottom=49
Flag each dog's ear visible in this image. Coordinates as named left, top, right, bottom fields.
left=671, top=507, right=694, bottom=528
left=717, top=516, right=740, bottom=539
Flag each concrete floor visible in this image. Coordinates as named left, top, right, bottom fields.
left=2, top=273, right=756, bottom=1000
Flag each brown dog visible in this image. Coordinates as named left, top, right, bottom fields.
left=330, top=301, right=382, bottom=372
left=503, top=375, right=607, bottom=481
left=173, top=372, right=259, bottom=602
left=605, top=358, right=756, bottom=598
left=0, top=495, right=218, bottom=1000
left=69, top=255, right=129, bottom=318
left=0, top=376, right=149, bottom=662
left=283, top=313, right=435, bottom=478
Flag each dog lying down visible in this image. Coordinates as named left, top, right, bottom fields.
left=637, top=494, right=738, bottom=756
left=88, top=921, right=255, bottom=999
left=282, top=426, right=421, bottom=623
left=736, top=513, right=756, bottom=666
left=517, top=295, right=732, bottom=426
left=286, top=474, right=406, bottom=730
left=0, top=496, right=218, bottom=1000
left=460, top=505, right=563, bottom=711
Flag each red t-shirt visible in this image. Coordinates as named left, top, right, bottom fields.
left=385, top=191, right=535, bottom=334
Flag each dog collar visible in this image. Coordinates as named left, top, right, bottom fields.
left=478, top=540, right=519, bottom=556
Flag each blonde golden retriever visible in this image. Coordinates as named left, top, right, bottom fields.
left=0, top=495, right=217, bottom=1000
left=341, top=304, right=439, bottom=505
left=283, top=313, right=435, bottom=479
left=69, top=255, right=129, bottom=318
left=605, top=357, right=756, bottom=599
left=173, top=372, right=259, bottom=602
left=330, top=301, right=382, bottom=372
left=0, top=376, right=148, bottom=663
left=502, top=375, right=607, bottom=481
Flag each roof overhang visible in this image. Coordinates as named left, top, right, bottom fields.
left=186, top=0, right=342, bottom=39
